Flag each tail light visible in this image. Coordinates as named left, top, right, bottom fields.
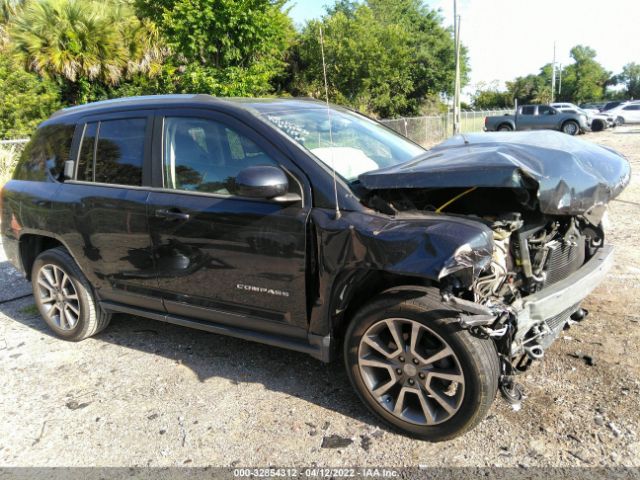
left=484, top=116, right=488, bottom=126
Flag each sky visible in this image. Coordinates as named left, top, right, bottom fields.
left=288, top=0, right=640, bottom=94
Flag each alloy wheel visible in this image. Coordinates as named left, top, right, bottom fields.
left=357, top=318, right=465, bottom=426
left=36, top=264, right=81, bottom=330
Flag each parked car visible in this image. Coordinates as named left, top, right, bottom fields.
left=604, top=101, right=640, bottom=125
left=579, top=102, right=606, bottom=111
left=484, top=104, right=588, bottom=135
left=550, top=102, right=613, bottom=131
left=602, top=100, right=626, bottom=112
left=1, top=95, right=630, bottom=441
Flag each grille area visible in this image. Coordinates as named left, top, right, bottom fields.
left=543, top=238, right=585, bottom=286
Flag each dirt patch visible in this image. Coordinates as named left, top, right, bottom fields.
left=0, top=127, right=638, bottom=467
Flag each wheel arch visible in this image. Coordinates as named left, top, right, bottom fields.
left=17, top=232, right=80, bottom=281
left=329, top=270, right=440, bottom=346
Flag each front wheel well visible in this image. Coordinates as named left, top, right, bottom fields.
left=19, top=234, right=64, bottom=280
left=332, top=271, right=438, bottom=345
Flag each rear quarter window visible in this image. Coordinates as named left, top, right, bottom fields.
left=13, top=123, right=75, bottom=181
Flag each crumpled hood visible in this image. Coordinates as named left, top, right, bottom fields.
left=359, top=131, right=631, bottom=215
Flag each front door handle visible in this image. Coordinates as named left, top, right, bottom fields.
left=155, top=209, right=190, bottom=221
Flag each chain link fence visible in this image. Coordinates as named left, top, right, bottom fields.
left=380, top=109, right=512, bottom=147
left=0, top=139, right=28, bottom=185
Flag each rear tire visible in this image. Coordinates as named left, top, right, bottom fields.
left=31, top=247, right=111, bottom=341
left=343, top=288, right=499, bottom=441
left=497, top=124, right=513, bottom=132
left=562, top=120, right=580, bottom=136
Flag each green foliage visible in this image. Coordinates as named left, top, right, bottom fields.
left=292, top=0, right=466, bottom=118
left=0, top=54, right=60, bottom=138
left=556, top=45, right=610, bottom=103
left=617, top=62, right=640, bottom=99
left=135, top=0, right=294, bottom=95
left=10, top=0, right=164, bottom=104
left=471, top=81, right=512, bottom=109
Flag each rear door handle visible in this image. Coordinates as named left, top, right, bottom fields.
left=155, top=209, right=190, bottom=221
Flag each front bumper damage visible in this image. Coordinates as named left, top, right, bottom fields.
left=452, top=244, right=614, bottom=359
left=511, top=244, right=614, bottom=354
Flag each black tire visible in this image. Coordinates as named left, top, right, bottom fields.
left=343, top=288, right=499, bottom=441
left=591, top=119, right=604, bottom=132
left=562, top=120, right=580, bottom=136
left=497, top=124, right=513, bottom=132
left=31, top=247, right=111, bottom=341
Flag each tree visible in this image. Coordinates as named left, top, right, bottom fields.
left=471, top=81, right=512, bottom=109
left=617, top=62, right=640, bottom=99
left=556, top=45, right=610, bottom=103
left=0, top=54, right=60, bottom=138
left=134, top=0, right=294, bottom=95
left=10, top=0, right=163, bottom=104
left=292, top=0, right=467, bottom=118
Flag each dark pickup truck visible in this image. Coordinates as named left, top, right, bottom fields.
left=0, top=95, right=630, bottom=441
left=484, top=104, right=589, bottom=135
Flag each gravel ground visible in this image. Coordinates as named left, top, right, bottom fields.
left=0, top=127, right=639, bottom=468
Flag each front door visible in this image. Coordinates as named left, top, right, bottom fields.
left=147, top=112, right=310, bottom=337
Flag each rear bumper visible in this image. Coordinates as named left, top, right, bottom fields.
left=513, top=244, right=614, bottom=345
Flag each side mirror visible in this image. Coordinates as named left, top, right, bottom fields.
left=63, top=160, right=75, bottom=180
left=235, top=165, right=290, bottom=200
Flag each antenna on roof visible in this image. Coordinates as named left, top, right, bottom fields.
left=319, top=25, right=341, bottom=220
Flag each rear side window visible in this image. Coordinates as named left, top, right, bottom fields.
left=521, top=106, right=535, bottom=115
left=76, top=118, right=146, bottom=186
left=14, top=123, right=75, bottom=181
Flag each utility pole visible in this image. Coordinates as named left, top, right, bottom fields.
left=551, top=41, right=556, bottom=103
left=453, top=0, right=461, bottom=135
left=558, top=63, right=562, bottom=97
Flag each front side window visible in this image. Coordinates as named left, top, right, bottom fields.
left=76, top=118, right=146, bottom=186
left=538, top=106, right=554, bottom=115
left=163, top=117, right=281, bottom=196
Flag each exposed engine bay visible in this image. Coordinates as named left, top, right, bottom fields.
left=367, top=186, right=601, bottom=335
left=355, top=131, right=630, bottom=404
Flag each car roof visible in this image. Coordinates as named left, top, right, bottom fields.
left=46, top=94, right=329, bottom=124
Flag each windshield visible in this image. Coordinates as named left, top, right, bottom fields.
left=256, top=105, right=425, bottom=182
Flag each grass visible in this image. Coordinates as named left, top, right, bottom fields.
left=19, top=304, right=39, bottom=316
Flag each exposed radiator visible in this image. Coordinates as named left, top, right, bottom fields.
left=543, top=238, right=586, bottom=286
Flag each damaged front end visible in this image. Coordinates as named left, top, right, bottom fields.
left=357, top=131, right=630, bottom=403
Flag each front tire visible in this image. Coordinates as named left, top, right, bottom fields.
left=32, top=247, right=111, bottom=341
left=344, top=289, right=499, bottom=441
left=562, top=120, right=580, bottom=135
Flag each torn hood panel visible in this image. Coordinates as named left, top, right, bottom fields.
left=359, top=131, right=631, bottom=215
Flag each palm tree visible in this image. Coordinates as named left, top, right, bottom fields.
left=10, top=0, right=163, bottom=102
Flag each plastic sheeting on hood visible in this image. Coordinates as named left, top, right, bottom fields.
left=359, top=131, right=631, bottom=215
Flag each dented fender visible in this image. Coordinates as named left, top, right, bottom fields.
left=307, top=208, right=493, bottom=335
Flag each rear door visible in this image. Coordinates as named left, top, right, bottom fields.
left=516, top=106, right=537, bottom=130
left=57, top=111, right=160, bottom=310
left=146, top=110, right=311, bottom=337
left=621, top=104, right=640, bottom=123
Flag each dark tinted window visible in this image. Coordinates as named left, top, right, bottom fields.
left=77, top=122, right=97, bottom=182
left=163, top=117, right=280, bottom=195
left=521, top=106, right=535, bottom=115
left=14, top=123, right=75, bottom=181
left=94, top=118, right=145, bottom=186
left=623, top=105, right=640, bottom=111
left=538, top=106, right=554, bottom=115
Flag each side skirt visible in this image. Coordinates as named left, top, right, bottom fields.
left=99, top=301, right=331, bottom=362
